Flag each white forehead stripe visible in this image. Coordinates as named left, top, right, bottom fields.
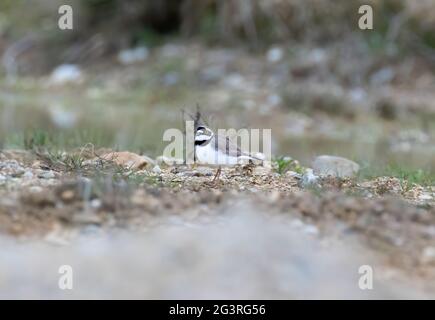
left=195, top=134, right=211, bottom=141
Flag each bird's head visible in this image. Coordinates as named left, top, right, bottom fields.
left=195, top=125, right=214, bottom=146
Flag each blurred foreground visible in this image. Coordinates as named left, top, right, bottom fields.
left=0, top=203, right=432, bottom=299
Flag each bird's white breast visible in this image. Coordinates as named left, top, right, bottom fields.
left=195, top=143, right=240, bottom=165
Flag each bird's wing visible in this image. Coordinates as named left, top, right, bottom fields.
left=215, top=134, right=259, bottom=158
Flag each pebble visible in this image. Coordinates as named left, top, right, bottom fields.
left=163, top=72, right=179, bottom=86
left=152, top=165, right=162, bottom=174
left=266, top=94, right=282, bottom=107
left=312, top=155, right=360, bottom=178
left=22, top=171, right=34, bottom=179
left=299, top=168, right=320, bottom=189
left=267, top=47, right=284, bottom=63
left=370, top=67, right=395, bottom=86
left=61, top=190, right=75, bottom=202
left=223, top=73, right=244, bottom=88
left=286, top=171, right=301, bottom=179
left=90, top=199, right=102, bottom=209
left=421, top=247, right=435, bottom=264
left=50, top=64, right=83, bottom=84
left=10, top=169, right=24, bottom=177
left=38, top=170, right=56, bottom=179
left=117, top=47, right=148, bottom=65
left=418, top=193, right=433, bottom=201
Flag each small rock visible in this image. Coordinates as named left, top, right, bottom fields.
left=223, top=73, right=244, bottom=88
left=38, top=170, right=56, bottom=179
left=10, top=169, right=25, bottom=177
left=22, top=171, right=34, bottom=179
left=152, top=165, right=162, bottom=174
left=349, top=87, right=367, bottom=103
left=306, top=48, right=327, bottom=64
left=60, top=190, right=76, bottom=202
left=266, top=94, right=282, bottom=107
left=90, top=199, right=102, bottom=209
left=299, top=168, right=320, bottom=189
left=370, top=67, right=394, bottom=86
left=117, top=46, right=148, bottom=65
left=421, top=247, right=435, bottom=264
left=200, top=65, right=226, bottom=82
left=286, top=170, right=301, bottom=179
left=266, top=47, right=284, bottom=63
left=50, top=64, right=83, bottom=84
left=418, top=193, right=433, bottom=201
left=193, top=167, right=214, bottom=176
left=31, top=161, right=42, bottom=169
left=163, top=72, right=179, bottom=86
left=100, top=151, right=154, bottom=170
left=161, top=43, right=184, bottom=57
left=312, top=155, right=359, bottom=178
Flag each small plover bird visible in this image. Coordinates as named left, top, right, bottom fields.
left=194, top=125, right=263, bottom=182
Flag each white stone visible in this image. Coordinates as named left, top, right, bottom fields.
left=117, top=47, right=148, bottom=65
left=370, top=67, right=394, bottom=85
left=267, top=47, right=284, bottom=63
left=50, top=64, right=83, bottom=84
left=419, top=193, right=433, bottom=201
left=312, top=155, right=360, bottom=178
left=300, top=168, right=320, bottom=188
left=90, top=199, right=102, bottom=209
left=152, top=165, right=162, bottom=174
left=23, top=171, right=34, bottom=179
left=266, top=94, right=282, bottom=107
left=163, top=72, right=179, bottom=86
